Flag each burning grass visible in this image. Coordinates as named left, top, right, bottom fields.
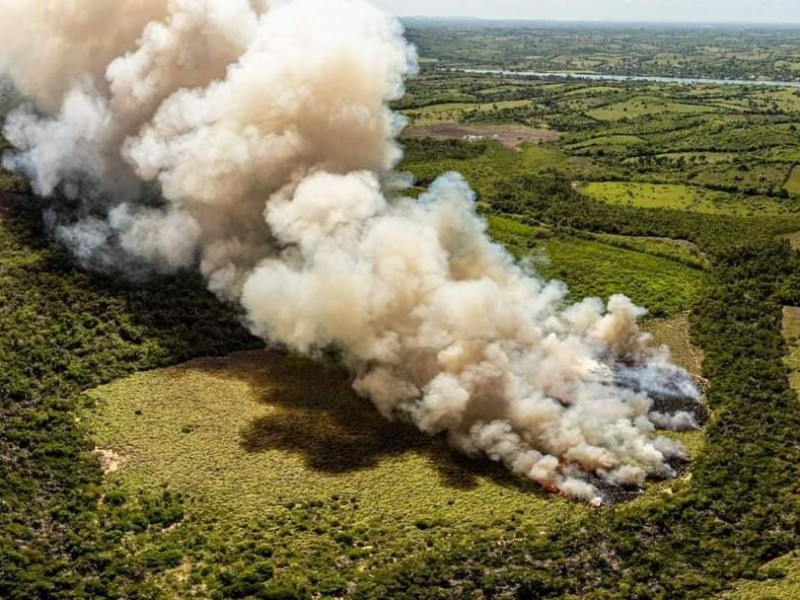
left=84, top=322, right=708, bottom=595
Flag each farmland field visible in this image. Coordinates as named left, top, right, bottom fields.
left=83, top=351, right=585, bottom=596
left=580, top=181, right=795, bottom=216
left=586, top=96, right=717, bottom=121
left=404, top=122, right=560, bottom=148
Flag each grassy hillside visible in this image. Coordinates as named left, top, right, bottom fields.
left=0, top=191, right=260, bottom=599
left=83, top=352, right=582, bottom=597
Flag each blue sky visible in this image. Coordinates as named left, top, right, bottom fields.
left=372, top=0, right=799, bottom=24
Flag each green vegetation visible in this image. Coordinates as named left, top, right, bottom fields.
left=9, top=22, right=800, bottom=600
left=403, top=99, right=535, bottom=124
left=358, top=240, right=800, bottom=600
left=541, top=236, right=703, bottom=317
left=720, top=307, right=800, bottom=600
left=0, top=193, right=259, bottom=598
left=784, top=165, right=800, bottom=196
left=487, top=216, right=704, bottom=317
left=405, top=21, right=800, bottom=81
left=381, top=44, right=800, bottom=595
left=718, top=550, right=800, bottom=600
left=581, top=181, right=794, bottom=216
left=587, top=96, right=717, bottom=121
left=588, top=232, right=708, bottom=269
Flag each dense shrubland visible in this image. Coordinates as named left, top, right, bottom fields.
left=0, top=194, right=258, bottom=599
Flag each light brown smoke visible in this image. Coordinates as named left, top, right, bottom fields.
left=0, top=0, right=164, bottom=112
left=0, top=0, right=700, bottom=504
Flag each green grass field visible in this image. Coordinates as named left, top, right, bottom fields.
left=84, top=315, right=706, bottom=597
left=84, top=351, right=586, bottom=596
left=403, top=100, right=535, bottom=124
left=402, top=140, right=591, bottom=200
left=580, top=181, right=797, bottom=216
left=718, top=551, right=800, bottom=600
left=785, top=165, right=800, bottom=196
left=588, top=231, right=709, bottom=269
left=568, top=135, right=644, bottom=150
left=539, top=236, right=704, bottom=317
left=691, top=162, right=791, bottom=195
left=648, top=151, right=737, bottom=165
left=487, top=215, right=705, bottom=317
left=587, top=96, right=718, bottom=121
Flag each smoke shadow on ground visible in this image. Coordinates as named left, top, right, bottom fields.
left=206, top=350, right=546, bottom=494
left=2, top=193, right=542, bottom=497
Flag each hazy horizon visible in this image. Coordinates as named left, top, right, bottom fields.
left=374, top=0, right=800, bottom=25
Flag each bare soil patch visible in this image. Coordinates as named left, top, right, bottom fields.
left=93, top=447, right=126, bottom=474
left=405, top=123, right=561, bottom=149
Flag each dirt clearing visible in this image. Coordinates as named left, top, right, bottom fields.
left=405, top=123, right=561, bottom=149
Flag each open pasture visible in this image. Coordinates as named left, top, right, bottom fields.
left=580, top=181, right=797, bottom=216
left=402, top=99, right=536, bottom=124
left=404, top=122, right=560, bottom=148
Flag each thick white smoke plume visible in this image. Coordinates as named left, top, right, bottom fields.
left=0, top=0, right=701, bottom=504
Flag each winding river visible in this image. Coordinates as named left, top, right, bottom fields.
left=456, top=68, right=800, bottom=89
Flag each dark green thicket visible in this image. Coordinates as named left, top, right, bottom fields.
left=401, top=137, right=490, bottom=163
left=0, top=195, right=258, bottom=599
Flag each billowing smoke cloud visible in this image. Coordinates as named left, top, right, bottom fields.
left=0, top=0, right=701, bottom=504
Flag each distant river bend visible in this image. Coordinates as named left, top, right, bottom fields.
left=455, top=68, right=800, bottom=89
